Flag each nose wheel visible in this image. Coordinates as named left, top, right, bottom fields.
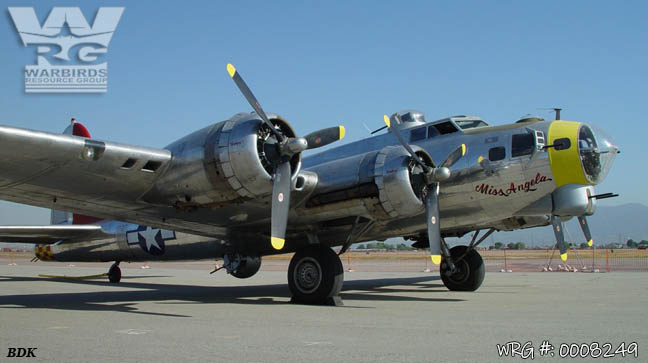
left=288, top=246, right=344, bottom=305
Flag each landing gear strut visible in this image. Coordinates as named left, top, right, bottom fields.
left=108, top=262, right=121, bottom=283
left=440, top=246, right=484, bottom=291
left=288, top=246, right=344, bottom=305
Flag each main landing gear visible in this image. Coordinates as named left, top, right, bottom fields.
left=108, top=262, right=121, bottom=283
left=288, top=246, right=344, bottom=305
left=440, top=246, right=485, bottom=291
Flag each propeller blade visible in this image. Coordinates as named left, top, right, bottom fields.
left=551, top=215, right=568, bottom=261
left=270, top=161, right=292, bottom=250
left=425, top=184, right=442, bottom=265
left=227, top=63, right=285, bottom=141
left=441, top=144, right=467, bottom=168
left=304, top=126, right=346, bottom=150
left=383, top=115, right=431, bottom=173
left=578, top=216, right=593, bottom=247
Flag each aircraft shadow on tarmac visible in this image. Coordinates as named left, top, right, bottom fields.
left=0, top=275, right=464, bottom=317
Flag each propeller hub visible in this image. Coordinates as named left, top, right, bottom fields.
left=283, top=137, right=308, bottom=156
left=429, top=167, right=451, bottom=183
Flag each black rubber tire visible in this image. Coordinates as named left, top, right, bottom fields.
left=440, top=246, right=485, bottom=291
left=288, top=246, right=344, bottom=304
left=108, top=263, right=121, bottom=283
left=231, top=256, right=262, bottom=279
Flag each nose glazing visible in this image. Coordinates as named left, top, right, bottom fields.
left=547, top=121, right=618, bottom=187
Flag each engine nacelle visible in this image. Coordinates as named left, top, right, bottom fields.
left=302, top=145, right=433, bottom=220
left=373, top=146, right=431, bottom=218
left=145, top=113, right=300, bottom=207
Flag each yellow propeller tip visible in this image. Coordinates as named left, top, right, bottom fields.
left=560, top=253, right=568, bottom=261
left=226, top=63, right=236, bottom=78
left=383, top=115, right=390, bottom=128
left=430, top=255, right=442, bottom=265
left=461, top=144, right=467, bottom=156
left=270, top=237, right=286, bottom=250
left=339, top=126, right=346, bottom=140
left=270, top=237, right=285, bottom=250
left=588, top=239, right=593, bottom=247
left=477, top=156, right=484, bottom=163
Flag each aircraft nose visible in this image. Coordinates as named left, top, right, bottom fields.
left=585, top=125, right=619, bottom=184
left=547, top=121, right=619, bottom=187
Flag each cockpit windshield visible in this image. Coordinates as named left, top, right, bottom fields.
left=455, top=120, right=489, bottom=130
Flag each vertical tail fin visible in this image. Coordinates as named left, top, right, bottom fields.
left=51, top=118, right=102, bottom=225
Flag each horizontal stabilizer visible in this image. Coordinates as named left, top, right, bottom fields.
left=0, top=225, right=108, bottom=244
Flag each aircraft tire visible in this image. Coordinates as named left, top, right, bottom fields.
left=288, top=246, right=343, bottom=304
left=440, top=246, right=484, bottom=291
left=108, top=263, right=121, bottom=283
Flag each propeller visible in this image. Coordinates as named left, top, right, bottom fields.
left=425, top=183, right=441, bottom=264
left=551, top=215, right=568, bottom=261
left=227, top=63, right=345, bottom=250
left=578, top=216, right=593, bottom=247
left=383, top=114, right=466, bottom=265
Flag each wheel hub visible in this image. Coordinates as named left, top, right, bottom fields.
left=447, top=258, right=470, bottom=284
left=293, top=257, right=322, bottom=294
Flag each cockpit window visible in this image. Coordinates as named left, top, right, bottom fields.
left=410, top=127, right=426, bottom=142
left=427, top=125, right=439, bottom=139
left=434, top=121, right=459, bottom=135
left=579, top=125, right=601, bottom=183
left=511, top=132, right=535, bottom=157
left=455, top=120, right=489, bottom=130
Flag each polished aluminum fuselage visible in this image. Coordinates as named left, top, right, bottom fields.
left=0, top=114, right=613, bottom=262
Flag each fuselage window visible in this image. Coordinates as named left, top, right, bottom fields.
left=511, top=133, right=535, bottom=157
left=410, top=127, right=427, bottom=142
left=489, top=146, right=506, bottom=161
left=427, top=125, right=439, bottom=139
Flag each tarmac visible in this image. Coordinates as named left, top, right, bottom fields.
left=1, top=262, right=647, bottom=362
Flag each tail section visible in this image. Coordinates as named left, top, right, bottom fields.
left=51, top=118, right=102, bottom=225
left=63, top=119, right=91, bottom=138
left=50, top=210, right=72, bottom=225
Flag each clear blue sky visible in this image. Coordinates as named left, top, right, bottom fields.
left=0, top=0, right=645, bottom=224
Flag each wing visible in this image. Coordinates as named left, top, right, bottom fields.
left=0, top=225, right=108, bottom=244
left=0, top=124, right=236, bottom=237
left=0, top=125, right=189, bottom=229
left=0, top=122, right=351, bottom=240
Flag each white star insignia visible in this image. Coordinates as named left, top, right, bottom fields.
left=138, top=227, right=162, bottom=252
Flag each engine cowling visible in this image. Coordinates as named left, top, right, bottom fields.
left=145, top=113, right=300, bottom=207
left=302, top=144, right=433, bottom=220
left=373, top=146, right=433, bottom=218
